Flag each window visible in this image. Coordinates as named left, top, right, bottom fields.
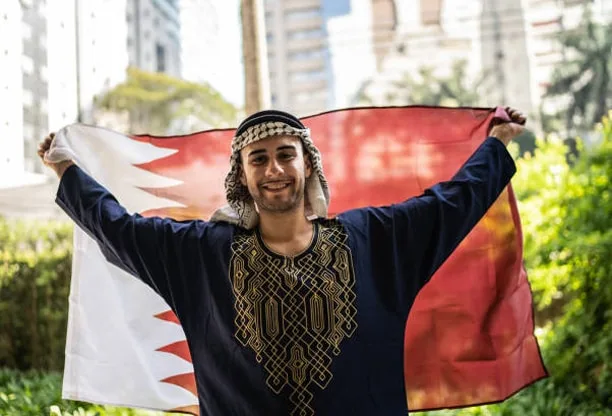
left=289, top=69, right=325, bottom=82
left=156, top=43, right=166, bottom=72
left=285, top=8, right=320, bottom=21
left=288, top=28, right=323, bottom=40
left=289, top=49, right=323, bottom=60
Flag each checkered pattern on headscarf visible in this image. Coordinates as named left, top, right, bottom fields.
left=210, top=110, right=330, bottom=229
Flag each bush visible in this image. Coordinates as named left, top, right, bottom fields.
left=0, top=218, right=73, bottom=371
left=0, top=368, right=166, bottom=416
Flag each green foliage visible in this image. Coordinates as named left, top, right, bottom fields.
left=0, top=218, right=73, bottom=371
left=96, top=67, right=239, bottom=135
left=544, top=11, right=612, bottom=134
left=0, top=368, right=167, bottom=416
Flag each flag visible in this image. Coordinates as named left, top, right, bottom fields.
left=57, top=106, right=547, bottom=414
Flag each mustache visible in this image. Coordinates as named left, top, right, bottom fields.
left=259, top=178, right=293, bottom=185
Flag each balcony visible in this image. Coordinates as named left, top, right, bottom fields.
left=284, top=0, right=320, bottom=12
left=287, top=37, right=325, bottom=51
left=287, top=57, right=325, bottom=72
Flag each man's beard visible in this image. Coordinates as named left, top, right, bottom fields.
left=252, top=182, right=305, bottom=213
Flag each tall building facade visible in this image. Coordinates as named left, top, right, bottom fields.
left=127, top=0, right=181, bottom=77
left=0, top=0, right=182, bottom=190
left=264, top=0, right=330, bottom=116
left=264, top=0, right=379, bottom=116
left=0, top=0, right=48, bottom=180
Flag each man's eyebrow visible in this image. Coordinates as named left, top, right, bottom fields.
left=247, top=148, right=267, bottom=157
left=277, top=145, right=297, bottom=152
left=248, top=144, right=297, bottom=157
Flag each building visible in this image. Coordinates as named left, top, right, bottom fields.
left=358, top=0, right=483, bottom=106
left=264, top=0, right=330, bottom=116
left=0, top=0, right=48, bottom=182
left=525, top=0, right=612, bottom=115
left=0, top=0, right=182, bottom=216
left=127, top=0, right=182, bottom=77
left=264, top=0, right=382, bottom=116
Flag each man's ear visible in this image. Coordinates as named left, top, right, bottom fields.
left=239, top=165, right=247, bottom=186
left=304, top=154, right=312, bottom=179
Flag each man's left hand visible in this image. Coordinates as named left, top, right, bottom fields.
left=490, top=107, right=527, bottom=146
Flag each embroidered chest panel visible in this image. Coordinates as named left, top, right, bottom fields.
left=229, top=222, right=357, bottom=415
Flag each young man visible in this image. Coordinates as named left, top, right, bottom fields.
left=39, top=108, right=526, bottom=415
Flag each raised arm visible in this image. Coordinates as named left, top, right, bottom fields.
left=338, top=109, right=526, bottom=312
left=38, top=134, right=216, bottom=310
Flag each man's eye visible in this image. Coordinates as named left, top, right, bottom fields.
left=279, top=153, right=294, bottom=160
left=252, top=156, right=266, bottom=165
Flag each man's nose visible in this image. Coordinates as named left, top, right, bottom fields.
left=265, top=158, right=282, bottom=177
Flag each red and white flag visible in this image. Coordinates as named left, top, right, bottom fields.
left=54, top=106, right=546, bottom=414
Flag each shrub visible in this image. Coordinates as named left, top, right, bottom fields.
left=0, top=368, right=166, bottom=416
left=0, top=218, right=73, bottom=371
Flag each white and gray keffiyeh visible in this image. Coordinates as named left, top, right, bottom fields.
left=210, top=112, right=330, bottom=229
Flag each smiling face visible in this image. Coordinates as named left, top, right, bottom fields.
left=239, top=135, right=312, bottom=214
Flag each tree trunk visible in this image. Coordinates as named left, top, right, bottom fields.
left=241, top=0, right=265, bottom=115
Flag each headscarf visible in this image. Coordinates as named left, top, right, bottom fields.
left=209, top=110, right=330, bottom=229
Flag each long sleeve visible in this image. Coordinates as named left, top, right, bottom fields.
left=55, top=164, right=219, bottom=311
left=338, top=137, right=516, bottom=314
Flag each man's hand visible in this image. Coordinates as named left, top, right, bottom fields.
left=490, top=107, right=527, bottom=146
left=37, top=133, right=74, bottom=178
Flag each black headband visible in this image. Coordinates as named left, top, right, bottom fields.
left=235, top=109, right=306, bottom=137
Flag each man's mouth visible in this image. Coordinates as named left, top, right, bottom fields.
left=261, top=181, right=292, bottom=191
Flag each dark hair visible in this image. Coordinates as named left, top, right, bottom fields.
left=235, top=109, right=305, bottom=137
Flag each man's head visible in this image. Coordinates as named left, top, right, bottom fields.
left=210, top=109, right=330, bottom=229
left=239, top=134, right=312, bottom=214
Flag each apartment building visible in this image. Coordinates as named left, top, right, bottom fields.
left=127, top=0, right=182, bottom=77
left=264, top=0, right=330, bottom=116
left=265, top=0, right=386, bottom=115
left=0, top=0, right=48, bottom=180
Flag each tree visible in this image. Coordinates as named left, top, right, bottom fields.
left=359, top=60, right=490, bottom=107
left=95, top=67, right=239, bottom=135
left=545, top=13, right=612, bottom=135
left=240, top=0, right=267, bottom=115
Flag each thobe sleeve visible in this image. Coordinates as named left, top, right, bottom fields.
left=55, top=164, right=212, bottom=310
left=339, top=137, right=516, bottom=312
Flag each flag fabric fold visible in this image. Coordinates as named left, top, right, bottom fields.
left=56, top=106, right=546, bottom=414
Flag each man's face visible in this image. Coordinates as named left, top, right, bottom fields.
left=239, top=135, right=312, bottom=214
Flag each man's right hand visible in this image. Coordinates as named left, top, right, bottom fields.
left=37, top=133, right=74, bottom=178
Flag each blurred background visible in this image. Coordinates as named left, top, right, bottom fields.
left=0, top=0, right=610, bottom=415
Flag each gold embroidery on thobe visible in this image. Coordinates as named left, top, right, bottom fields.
left=229, top=222, right=357, bottom=415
